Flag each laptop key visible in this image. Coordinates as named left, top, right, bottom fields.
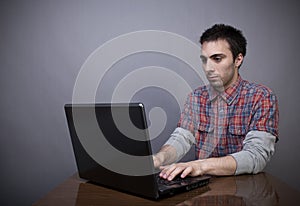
left=157, top=176, right=192, bottom=186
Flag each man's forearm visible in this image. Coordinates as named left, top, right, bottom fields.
left=154, top=145, right=177, bottom=167
left=163, top=127, right=195, bottom=161
left=199, top=155, right=237, bottom=176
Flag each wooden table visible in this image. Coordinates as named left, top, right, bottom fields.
left=34, top=172, right=300, bottom=205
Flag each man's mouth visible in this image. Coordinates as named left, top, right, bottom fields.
left=207, top=75, right=219, bottom=80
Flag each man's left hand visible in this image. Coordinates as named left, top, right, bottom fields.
left=159, top=160, right=205, bottom=181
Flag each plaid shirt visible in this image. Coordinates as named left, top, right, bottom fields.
left=178, top=76, right=279, bottom=159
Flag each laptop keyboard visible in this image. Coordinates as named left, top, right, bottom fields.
left=156, top=174, right=211, bottom=196
left=157, top=175, right=192, bottom=186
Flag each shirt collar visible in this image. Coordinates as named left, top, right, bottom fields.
left=209, top=75, right=243, bottom=105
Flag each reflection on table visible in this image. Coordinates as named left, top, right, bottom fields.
left=177, top=173, right=279, bottom=206
left=34, top=172, right=300, bottom=206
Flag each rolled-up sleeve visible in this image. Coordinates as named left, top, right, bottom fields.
left=230, top=130, right=276, bottom=175
left=164, top=127, right=195, bottom=162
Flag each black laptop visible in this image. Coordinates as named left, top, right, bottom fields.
left=64, top=103, right=210, bottom=199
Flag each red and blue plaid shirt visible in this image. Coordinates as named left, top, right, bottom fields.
left=178, top=76, right=279, bottom=159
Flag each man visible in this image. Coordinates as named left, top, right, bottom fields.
left=153, top=24, right=279, bottom=181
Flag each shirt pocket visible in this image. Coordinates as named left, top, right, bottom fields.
left=227, top=123, right=246, bottom=153
left=198, top=120, right=214, bottom=133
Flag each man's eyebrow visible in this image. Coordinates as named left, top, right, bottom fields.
left=209, top=53, right=226, bottom=58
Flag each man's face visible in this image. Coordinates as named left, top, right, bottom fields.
left=200, top=39, right=242, bottom=90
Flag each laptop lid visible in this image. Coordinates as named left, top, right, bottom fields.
left=65, top=103, right=160, bottom=199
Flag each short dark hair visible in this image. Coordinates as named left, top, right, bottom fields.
left=200, top=24, right=247, bottom=60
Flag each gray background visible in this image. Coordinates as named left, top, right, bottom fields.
left=1, top=0, right=299, bottom=205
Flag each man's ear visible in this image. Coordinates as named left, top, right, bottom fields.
left=235, top=53, right=244, bottom=68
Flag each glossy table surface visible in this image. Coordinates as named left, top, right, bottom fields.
left=34, top=172, right=300, bottom=206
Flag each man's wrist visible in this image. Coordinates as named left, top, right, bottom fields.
left=195, top=156, right=237, bottom=176
left=155, top=151, right=166, bottom=167
left=194, top=159, right=208, bottom=174
left=158, top=151, right=167, bottom=166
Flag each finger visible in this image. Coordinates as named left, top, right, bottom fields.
left=163, top=164, right=177, bottom=179
left=168, top=166, right=186, bottom=180
left=180, top=166, right=193, bottom=178
left=159, top=164, right=169, bottom=177
left=158, top=165, right=169, bottom=178
left=160, top=164, right=177, bottom=179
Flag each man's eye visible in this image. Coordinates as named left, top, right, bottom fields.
left=213, top=56, right=222, bottom=62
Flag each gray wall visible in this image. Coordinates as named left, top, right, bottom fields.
left=1, top=0, right=299, bottom=205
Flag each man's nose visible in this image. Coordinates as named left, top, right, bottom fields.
left=204, top=60, right=215, bottom=72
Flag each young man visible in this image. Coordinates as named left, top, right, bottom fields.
left=153, top=24, right=279, bottom=181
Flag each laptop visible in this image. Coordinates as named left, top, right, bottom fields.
left=64, top=103, right=210, bottom=199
